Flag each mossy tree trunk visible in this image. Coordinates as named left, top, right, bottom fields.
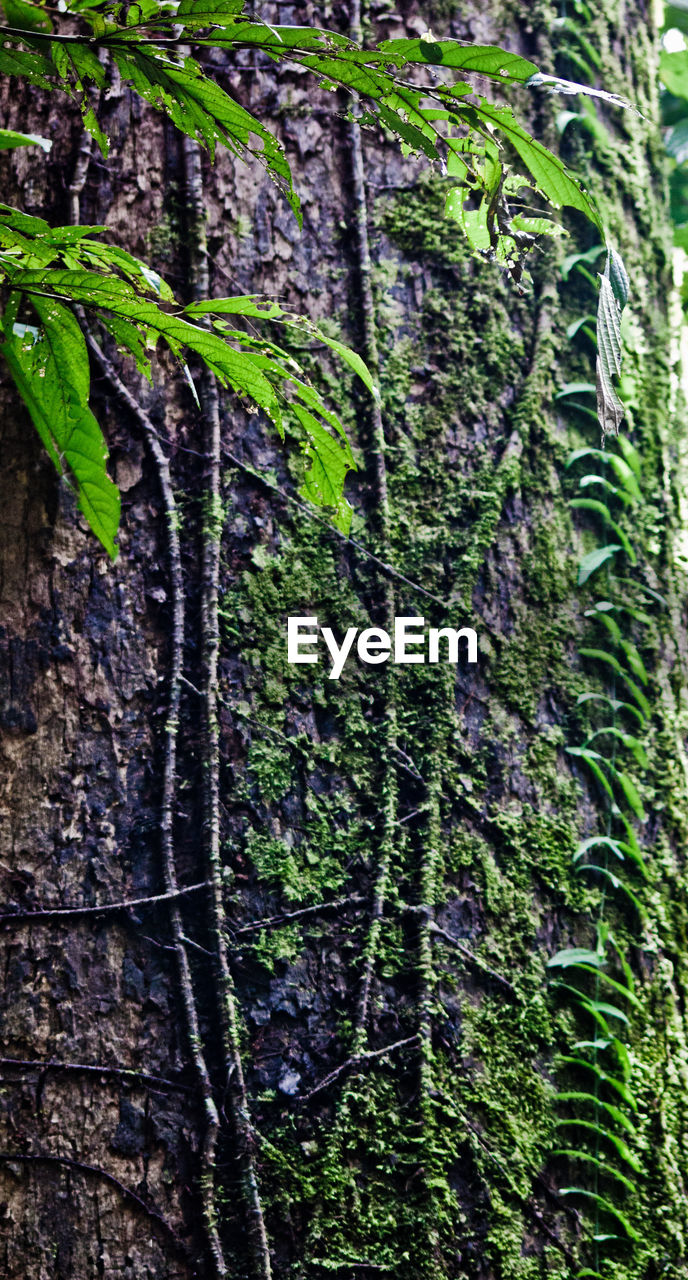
left=1, top=2, right=687, bottom=1278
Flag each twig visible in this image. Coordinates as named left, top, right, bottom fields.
left=299, top=1035, right=420, bottom=1102
left=0, top=1058, right=190, bottom=1093
left=426, top=922, right=518, bottom=997
left=447, top=1102, right=578, bottom=1267
left=232, top=894, right=365, bottom=935
left=0, top=882, right=208, bottom=925
left=412, top=758, right=444, bottom=1269
left=0, top=1152, right=186, bottom=1254
left=223, top=449, right=449, bottom=609
left=68, top=115, right=93, bottom=224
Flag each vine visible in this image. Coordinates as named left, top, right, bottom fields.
left=72, top=137, right=231, bottom=1279
left=552, top=246, right=654, bottom=1276
left=181, top=131, right=273, bottom=1280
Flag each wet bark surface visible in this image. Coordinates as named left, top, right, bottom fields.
left=2, top=1, right=688, bottom=1278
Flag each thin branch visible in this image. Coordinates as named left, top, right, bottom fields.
left=347, top=6, right=399, bottom=1050
left=0, top=882, right=208, bottom=926
left=232, top=894, right=365, bottom=935
left=299, top=1035, right=420, bottom=1102
left=0, top=1152, right=186, bottom=1254
left=426, top=922, right=518, bottom=997
left=446, top=1101, right=579, bottom=1267
left=69, top=139, right=229, bottom=1276
left=182, top=132, right=272, bottom=1280
left=0, top=1058, right=190, bottom=1093
left=84, top=329, right=227, bottom=1280
left=224, top=450, right=449, bottom=609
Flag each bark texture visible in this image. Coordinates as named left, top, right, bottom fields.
left=1, top=1, right=688, bottom=1278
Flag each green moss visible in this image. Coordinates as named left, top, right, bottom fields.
left=208, top=4, right=688, bottom=1275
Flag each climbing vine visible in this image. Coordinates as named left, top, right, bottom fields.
left=553, top=243, right=652, bottom=1275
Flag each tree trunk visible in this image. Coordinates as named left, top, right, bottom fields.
left=1, top=1, right=686, bottom=1278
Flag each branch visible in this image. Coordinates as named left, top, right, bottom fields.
left=426, top=922, right=518, bottom=998
left=232, top=894, right=365, bottom=936
left=0, top=1057, right=190, bottom=1094
left=0, top=1152, right=187, bottom=1254
left=299, top=1035, right=421, bottom=1102
left=224, top=450, right=449, bottom=609
left=347, top=24, right=399, bottom=1050
left=0, top=882, right=208, bottom=926
left=84, top=326, right=227, bottom=1280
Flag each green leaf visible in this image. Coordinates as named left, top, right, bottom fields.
left=555, top=987, right=631, bottom=1030
left=110, top=47, right=301, bottom=221
left=466, top=98, right=602, bottom=228
left=660, top=48, right=688, bottom=101
left=566, top=314, right=597, bottom=340
left=575, top=691, right=645, bottom=729
left=577, top=864, right=646, bottom=917
left=555, top=1092, right=637, bottom=1134
left=557, top=1061, right=638, bottom=1112
left=377, top=39, right=539, bottom=82
left=585, top=608, right=622, bottom=643
left=559, top=966, right=641, bottom=1009
left=569, top=498, right=636, bottom=561
left=0, top=43, right=54, bottom=87
left=187, top=295, right=379, bottom=398
left=556, top=380, right=596, bottom=398
left=577, top=545, right=622, bottom=584
left=619, top=638, right=649, bottom=685
left=0, top=127, right=51, bottom=151
left=585, top=727, right=648, bottom=771
left=615, top=769, right=645, bottom=820
left=567, top=447, right=642, bottom=500
left=554, top=1119, right=641, bottom=1172
left=555, top=1148, right=636, bottom=1191
left=573, top=835, right=626, bottom=864
left=616, top=433, right=641, bottom=476
left=561, top=243, right=605, bottom=280
left=558, top=1188, right=640, bottom=1240
left=566, top=746, right=615, bottom=801
left=176, top=0, right=245, bottom=16
left=0, top=298, right=119, bottom=557
left=0, top=0, right=52, bottom=31
left=303, top=330, right=379, bottom=401
left=548, top=948, right=605, bottom=970
left=567, top=737, right=646, bottom=819
left=578, top=473, right=635, bottom=507
left=577, top=650, right=650, bottom=719
left=292, top=404, right=355, bottom=534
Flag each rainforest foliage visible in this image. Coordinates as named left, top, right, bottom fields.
left=0, top=0, right=623, bottom=555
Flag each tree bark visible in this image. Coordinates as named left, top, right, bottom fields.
left=2, top=2, right=687, bottom=1278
